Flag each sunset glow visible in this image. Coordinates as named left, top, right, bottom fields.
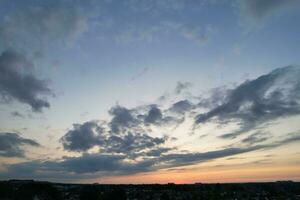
left=0, top=0, right=300, bottom=184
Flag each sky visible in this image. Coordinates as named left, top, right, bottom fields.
left=0, top=0, right=300, bottom=184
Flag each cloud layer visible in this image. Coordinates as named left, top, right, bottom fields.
left=2, top=133, right=300, bottom=180
left=0, top=132, right=40, bottom=157
left=58, top=66, right=300, bottom=177
left=1, top=66, right=300, bottom=180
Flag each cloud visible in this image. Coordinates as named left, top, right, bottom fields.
left=158, top=145, right=266, bottom=168
left=108, top=104, right=183, bottom=132
left=104, top=133, right=167, bottom=158
left=144, top=105, right=163, bottom=124
left=0, top=1, right=88, bottom=50
left=169, top=100, right=194, bottom=114
left=60, top=118, right=168, bottom=157
left=56, top=106, right=300, bottom=177
left=237, top=0, right=299, bottom=29
left=158, top=132, right=300, bottom=168
left=1, top=153, right=156, bottom=180
left=61, top=154, right=127, bottom=174
left=2, top=66, right=300, bottom=181
left=60, top=101, right=186, bottom=156
left=124, top=0, right=188, bottom=13
left=145, top=147, right=173, bottom=157
left=3, top=132, right=300, bottom=180
left=60, top=121, right=104, bottom=152
left=115, top=22, right=214, bottom=45
left=174, top=81, right=192, bottom=94
left=275, top=132, right=300, bottom=146
left=1, top=147, right=257, bottom=178
left=0, top=132, right=40, bottom=157
left=162, top=22, right=215, bottom=45
left=0, top=1, right=91, bottom=112
left=141, top=105, right=185, bottom=127
left=195, top=66, right=300, bottom=138
left=131, top=67, right=149, bottom=81
left=241, top=131, right=269, bottom=145
left=11, top=111, right=24, bottom=118
left=198, top=86, right=229, bottom=108
left=61, top=66, right=300, bottom=158
left=0, top=50, right=53, bottom=112
left=109, top=105, right=138, bottom=134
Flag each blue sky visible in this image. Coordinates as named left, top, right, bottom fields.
left=0, top=0, right=300, bottom=183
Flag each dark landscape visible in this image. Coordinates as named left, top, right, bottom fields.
left=0, top=180, right=300, bottom=200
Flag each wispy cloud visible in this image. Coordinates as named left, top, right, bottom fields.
left=237, top=0, right=299, bottom=30
left=131, top=67, right=149, bottom=81
left=195, top=66, right=300, bottom=138
left=114, top=21, right=215, bottom=45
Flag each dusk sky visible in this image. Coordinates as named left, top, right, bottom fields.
left=0, top=0, right=300, bottom=184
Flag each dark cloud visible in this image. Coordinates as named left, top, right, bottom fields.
left=60, top=121, right=104, bottom=152
left=241, top=131, right=269, bottom=145
left=145, top=147, right=173, bottom=157
left=108, top=104, right=183, bottom=131
left=237, top=0, right=299, bottom=28
left=169, top=100, right=193, bottom=114
left=195, top=66, right=300, bottom=138
left=2, top=153, right=156, bottom=180
left=61, top=154, right=126, bottom=174
left=57, top=102, right=181, bottom=178
left=174, top=81, right=192, bottom=94
left=0, top=50, right=53, bottom=112
left=159, top=133, right=300, bottom=168
left=58, top=153, right=157, bottom=175
left=106, top=133, right=166, bottom=155
left=109, top=105, right=137, bottom=134
left=60, top=119, right=168, bottom=157
left=144, top=105, right=162, bottom=124
left=159, top=145, right=266, bottom=168
left=0, top=132, right=40, bottom=157
left=141, top=104, right=184, bottom=126
left=60, top=102, right=186, bottom=156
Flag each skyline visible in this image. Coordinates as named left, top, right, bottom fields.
left=0, top=0, right=300, bottom=184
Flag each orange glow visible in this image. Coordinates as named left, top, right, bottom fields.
left=95, top=164, right=300, bottom=184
